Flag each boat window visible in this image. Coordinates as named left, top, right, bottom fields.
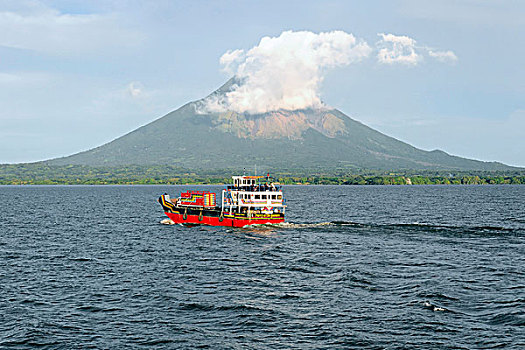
left=262, top=195, right=267, bottom=199
left=277, top=195, right=282, bottom=200
left=255, top=195, right=260, bottom=199
left=272, top=195, right=276, bottom=200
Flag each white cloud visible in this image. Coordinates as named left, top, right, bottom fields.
left=203, top=30, right=371, bottom=114
left=428, top=50, right=458, bottom=63
left=90, top=81, right=189, bottom=119
left=0, top=71, right=50, bottom=87
left=220, top=49, right=245, bottom=75
left=377, top=33, right=458, bottom=66
left=127, top=81, right=144, bottom=98
left=377, top=33, right=421, bottom=65
left=0, top=1, right=145, bottom=55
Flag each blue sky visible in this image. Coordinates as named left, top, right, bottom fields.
left=1, top=0, right=524, bottom=166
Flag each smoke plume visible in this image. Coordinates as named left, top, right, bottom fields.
left=200, top=30, right=457, bottom=114
left=204, top=30, right=371, bottom=114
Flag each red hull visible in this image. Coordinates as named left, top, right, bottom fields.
left=164, top=211, right=284, bottom=228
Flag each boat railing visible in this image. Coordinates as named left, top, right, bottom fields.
left=226, top=184, right=281, bottom=191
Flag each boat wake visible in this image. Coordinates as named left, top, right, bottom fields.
left=270, top=221, right=369, bottom=229
left=269, top=221, right=523, bottom=235
left=272, top=222, right=336, bottom=229
left=160, top=218, right=523, bottom=235
left=160, top=218, right=176, bottom=225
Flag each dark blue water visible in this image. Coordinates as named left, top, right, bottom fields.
left=1, top=185, right=524, bottom=349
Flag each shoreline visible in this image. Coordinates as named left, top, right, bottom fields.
left=1, top=184, right=524, bottom=187
left=2, top=178, right=524, bottom=186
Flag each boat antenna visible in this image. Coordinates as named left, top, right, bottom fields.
left=243, top=167, right=246, bottom=176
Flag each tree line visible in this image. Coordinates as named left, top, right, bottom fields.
left=0, top=164, right=524, bottom=185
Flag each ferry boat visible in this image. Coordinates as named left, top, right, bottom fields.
left=158, top=175, right=286, bottom=227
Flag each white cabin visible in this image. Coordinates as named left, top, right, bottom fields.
left=222, top=175, right=286, bottom=214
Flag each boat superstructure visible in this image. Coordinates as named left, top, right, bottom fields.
left=158, top=175, right=285, bottom=227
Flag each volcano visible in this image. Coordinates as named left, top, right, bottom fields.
left=48, top=79, right=514, bottom=171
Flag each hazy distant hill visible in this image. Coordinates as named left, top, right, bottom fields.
left=47, top=79, right=515, bottom=172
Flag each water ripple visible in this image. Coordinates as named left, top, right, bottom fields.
left=0, top=184, right=524, bottom=349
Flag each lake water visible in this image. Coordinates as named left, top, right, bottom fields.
left=1, top=185, right=524, bottom=349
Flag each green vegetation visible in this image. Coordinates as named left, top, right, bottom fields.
left=0, top=164, right=523, bottom=185
left=275, top=174, right=525, bottom=185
